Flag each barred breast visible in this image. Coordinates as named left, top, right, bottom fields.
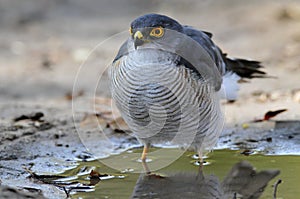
left=110, top=48, right=223, bottom=152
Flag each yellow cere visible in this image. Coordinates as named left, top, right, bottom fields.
left=134, top=31, right=143, bottom=39
left=129, top=27, right=133, bottom=35
left=150, top=27, right=164, bottom=38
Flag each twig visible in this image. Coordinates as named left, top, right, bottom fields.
left=23, top=166, right=96, bottom=198
left=23, top=166, right=65, bottom=182
left=273, top=179, right=282, bottom=199
left=62, top=187, right=71, bottom=198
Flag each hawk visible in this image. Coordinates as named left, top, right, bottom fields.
left=110, top=13, right=266, bottom=167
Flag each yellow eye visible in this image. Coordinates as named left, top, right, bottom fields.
left=129, top=27, right=133, bottom=35
left=150, top=27, right=164, bottom=38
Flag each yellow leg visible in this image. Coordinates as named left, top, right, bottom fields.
left=141, top=143, right=150, bottom=162
left=141, top=143, right=151, bottom=174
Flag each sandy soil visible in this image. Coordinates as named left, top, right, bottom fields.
left=0, top=0, right=300, bottom=198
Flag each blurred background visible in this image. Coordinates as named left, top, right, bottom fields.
left=0, top=0, right=300, bottom=109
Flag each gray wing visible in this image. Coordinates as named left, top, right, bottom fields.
left=183, top=25, right=226, bottom=76
left=183, top=26, right=267, bottom=79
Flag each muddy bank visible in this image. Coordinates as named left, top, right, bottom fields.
left=0, top=101, right=298, bottom=198
left=0, top=101, right=137, bottom=198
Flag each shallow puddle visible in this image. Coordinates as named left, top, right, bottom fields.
left=56, top=149, right=300, bottom=198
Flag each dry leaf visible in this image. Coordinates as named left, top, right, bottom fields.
left=89, top=170, right=101, bottom=178
left=252, top=109, right=287, bottom=122
left=89, top=170, right=109, bottom=178
left=263, top=109, right=287, bottom=121
left=65, top=90, right=84, bottom=101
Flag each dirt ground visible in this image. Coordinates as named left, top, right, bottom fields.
left=0, top=0, right=300, bottom=198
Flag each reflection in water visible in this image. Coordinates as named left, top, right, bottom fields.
left=131, top=161, right=279, bottom=199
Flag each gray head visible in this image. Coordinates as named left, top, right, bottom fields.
left=130, top=14, right=183, bottom=49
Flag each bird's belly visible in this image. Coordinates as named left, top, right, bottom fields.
left=111, top=56, right=223, bottom=150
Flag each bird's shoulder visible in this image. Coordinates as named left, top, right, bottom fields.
left=183, top=26, right=225, bottom=76
left=182, top=26, right=214, bottom=46
left=183, top=25, right=213, bottom=39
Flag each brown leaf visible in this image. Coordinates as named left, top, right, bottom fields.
left=252, top=109, right=287, bottom=123
left=252, top=119, right=264, bottom=123
left=263, top=109, right=287, bottom=121
left=89, top=170, right=101, bottom=178
left=65, top=90, right=84, bottom=101
left=89, top=170, right=109, bottom=179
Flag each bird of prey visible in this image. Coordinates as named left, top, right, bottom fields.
left=110, top=13, right=266, bottom=166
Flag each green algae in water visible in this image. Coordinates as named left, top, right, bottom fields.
left=59, top=149, right=300, bottom=198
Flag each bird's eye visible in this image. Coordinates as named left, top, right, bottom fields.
left=129, top=27, right=133, bottom=35
left=150, top=27, right=164, bottom=38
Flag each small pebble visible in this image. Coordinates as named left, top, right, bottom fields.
left=121, top=168, right=134, bottom=173
left=266, top=137, right=273, bottom=142
left=55, top=143, right=63, bottom=147
left=257, top=93, right=269, bottom=103
left=270, top=91, right=283, bottom=101
left=242, top=123, right=249, bottom=129
left=292, top=90, right=300, bottom=103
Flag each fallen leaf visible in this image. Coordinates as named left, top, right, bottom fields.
left=89, top=170, right=101, bottom=178
left=252, top=109, right=287, bottom=122
left=89, top=170, right=109, bottom=179
left=263, top=109, right=287, bottom=121
left=252, top=119, right=264, bottom=123
left=65, top=90, right=84, bottom=101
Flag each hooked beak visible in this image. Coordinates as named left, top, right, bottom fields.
left=134, top=31, right=144, bottom=49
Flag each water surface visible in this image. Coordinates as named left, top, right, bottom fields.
left=56, top=149, right=300, bottom=198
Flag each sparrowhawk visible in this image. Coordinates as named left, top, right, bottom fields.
left=110, top=13, right=266, bottom=167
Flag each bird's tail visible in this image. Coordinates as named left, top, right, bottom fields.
left=224, top=56, right=267, bottom=79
